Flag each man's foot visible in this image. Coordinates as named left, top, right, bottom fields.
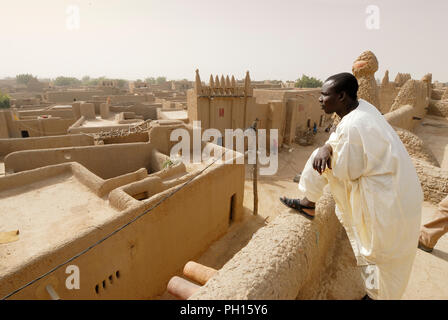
left=418, top=240, right=433, bottom=253
left=279, top=196, right=315, bottom=218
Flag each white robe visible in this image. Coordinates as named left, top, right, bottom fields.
left=299, top=99, right=423, bottom=299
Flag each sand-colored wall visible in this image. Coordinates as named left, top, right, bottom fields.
left=0, top=111, right=9, bottom=138
left=190, top=190, right=364, bottom=300
left=254, top=89, right=325, bottom=133
left=46, top=91, right=104, bottom=103
left=1, top=152, right=244, bottom=300
left=102, top=132, right=149, bottom=144
left=67, top=121, right=142, bottom=135
left=379, top=84, right=400, bottom=113
left=0, top=134, right=94, bottom=158
left=390, top=80, right=428, bottom=120
left=393, top=128, right=439, bottom=167
left=109, top=95, right=148, bottom=104
left=148, top=120, right=194, bottom=156
left=431, top=89, right=444, bottom=100
left=110, top=103, right=162, bottom=120
left=384, top=105, right=415, bottom=130
left=17, top=109, right=74, bottom=119
left=6, top=117, right=76, bottom=137
left=428, top=100, right=448, bottom=117
left=413, top=158, right=448, bottom=204
left=4, top=143, right=156, bottom=179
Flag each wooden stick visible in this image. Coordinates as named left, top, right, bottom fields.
left=253, top=153, right=258, bottom=215
left=252, top=119, right=259, bottom=215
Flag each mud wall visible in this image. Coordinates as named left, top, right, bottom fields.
left=0, top=134, right=94, bottom=158
left=413, top=158, right=448, bottom=204
left=254, top=88, right=325, bottom=132
left=17, top=109, right=74, bottom=119
left=9, top=118, right=76, bottom=137
left=110, top=103, right=162, bottom=120
left=190, top=190, right=364, bottom=300
left=1, top=159, right=244, bottom=300
left=0, top=111, right=9, bottom=138
left=390, top=80, right=428, bottom=120
left=379, top=84, right=400, bottom=113
left=428, top=100, right=448, bottom=117
left=4, top=143, right=157, bottom=179
left=384, top=105, right=415, bottom=130
left=45, top=91, right=103, bottom=103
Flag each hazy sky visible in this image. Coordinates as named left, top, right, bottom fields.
left=1, top=0, right=447, bottom=82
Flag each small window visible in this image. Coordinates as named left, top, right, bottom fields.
left=307, top=119, right=311, bottom=128
left=21, top=130, right=29, bottom=138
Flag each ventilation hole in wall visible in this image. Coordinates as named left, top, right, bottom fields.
left=95, top=271, right=121, bottom=294
left=319, top=115, right=323, bottom=127
left=229, top=193, right=236, bottom=226
left=307, top=119, right=311, bottom=128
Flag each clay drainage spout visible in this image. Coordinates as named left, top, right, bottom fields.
left=167, top=276, right=201, bottom=300
left=183, top=261, right=217, bottom=285
left=167, top=261, right=218, bottom=300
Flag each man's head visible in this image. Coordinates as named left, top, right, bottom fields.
left=319, top=73, right=359, bottom=114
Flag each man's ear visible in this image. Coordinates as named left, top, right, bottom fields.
left=339, top=91, right=346, bottom=101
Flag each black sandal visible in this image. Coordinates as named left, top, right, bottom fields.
left=279, top=196, right=315, bottom=219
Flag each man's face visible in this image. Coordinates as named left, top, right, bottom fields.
left=319, top=80, right=340, bottom=114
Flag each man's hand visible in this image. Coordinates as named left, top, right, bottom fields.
left=313, top=144, right=333, bottom=175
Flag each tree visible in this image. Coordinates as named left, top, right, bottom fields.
left=16, top=74, right=37, bottom=85
left=145, top=77, right=156, bottom=84
left=156, top=76, right=166, bottom=84
left=115, top=79, right=128, bottom=88
left=0, top=91, right=10, bottom=109
left=295, top=75, right=323, bottom=88
left=53, top=76, right=81, bottom=86
left=81, top=76, right=91, bottom=84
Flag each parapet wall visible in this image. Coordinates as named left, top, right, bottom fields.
left=428, top=100, right=448, bottom=117
left=390, top=80, right=428, bottom=119
left=384, top=105, right=415, bottom=130
left=383, top=78, right=430, bottom=131
left=190, top=190, right=364, bottom=300
left=379, top=84, right=400, bottom=113
left=0, top=134, right=94, bottom=158
left=110, top=103, right=162, bottom=120
left=17, top=109, right=74, bottom=119
left=4, top=143, right=156, bottom=179
left=413, top=158, right=448, bottom=204
left=45, top=90, right=104, bottom=103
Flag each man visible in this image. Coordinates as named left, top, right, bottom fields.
left=418, top=195, right=448, bottom=253
left=280, top=73, right=423, bottom=300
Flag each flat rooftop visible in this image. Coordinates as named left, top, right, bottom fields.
left=80, top=115, right=144, bottom=128
left=159, top=110, right=188, bottom=120
left=0, top=170, right=119, bottom=276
